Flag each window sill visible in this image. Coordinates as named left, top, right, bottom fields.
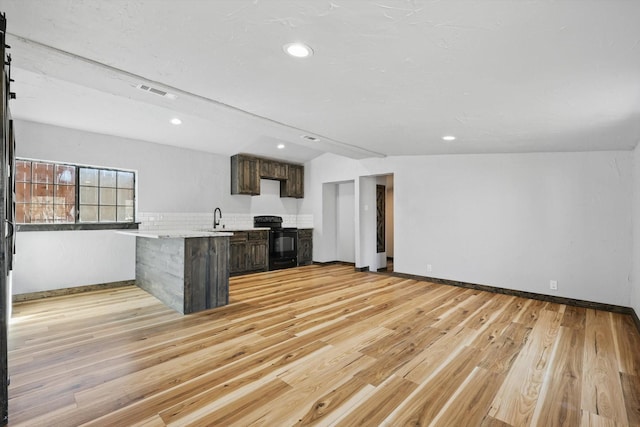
left=17, top=223, right=140, bottom=232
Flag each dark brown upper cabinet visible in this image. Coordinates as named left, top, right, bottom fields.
left=230, top=154, right=304, bottom=198
left=230, top=154, right=260, bottom=195
left=280, top=164, right=304, bottom=199
left=259, top=159, right=288, bottom=180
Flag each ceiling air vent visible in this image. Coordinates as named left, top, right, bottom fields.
left=135, top=84, right=177, bottom=100
left=301, top=135, right=320, bottom=142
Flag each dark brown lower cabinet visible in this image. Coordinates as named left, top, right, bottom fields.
left=297, top=229, right=313, bottom=266
left=229, top=239, right=247, bottom=274
left=229, top=230, right=268, bottom=275
left=247, top=240, right=268, bottom=271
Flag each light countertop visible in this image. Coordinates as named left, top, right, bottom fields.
left=211, top=226, right=271, bottom=231
left=117, top=229, right=234, bottom=239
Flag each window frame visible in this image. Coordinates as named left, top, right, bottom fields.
left=15, top=158, right=139, bottom=232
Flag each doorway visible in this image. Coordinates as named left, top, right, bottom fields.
left=356, top=174, right=394, bottom=273
left=320, top=180, right=356, bottom=264
left=320, top=174, right=394, bottom=273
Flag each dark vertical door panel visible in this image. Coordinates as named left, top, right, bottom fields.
left=184, top=237, right=229, bottom=311
left=184, top=238, right=209, bottom=313
left=376, top=185, right=385, bottom=253
left=0, top=11, right=14, bottom=425
left=7, top=120, right=13, bottom=270
left=212, top=237, right=229, bottom=307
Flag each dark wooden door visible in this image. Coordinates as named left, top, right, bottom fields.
left=259, top=159, right=288, bottom=180
left=231, top=155, right=260, bottom=195
left=247, top=241, right=268, bottom=271
left=209, top=237, right=229, bottom=307
left=298, top=238, right=312, bottom=265
left=0, top=13, right=14, bottom=425
left=376, top=185, right=385, bottom=253
left=280, top=164, right=304, bottom=198
left=229, top=241, right=247, bottom=274
left=240, top=156, right=260, bottom=194
left=184, top=237, right=229, bottom=312
left=184, top=238, right=209, bottom=313
left=297, top=229, right=313, bottom=266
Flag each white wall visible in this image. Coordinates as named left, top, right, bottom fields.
left=300, top=155, right=362, bottom=263
left=319, top=183, right=337, bottom=262
left=249, top=179, right=298, bottom=216
left=303, top=151, right=633, bottom=307
left=632, top=144, right=640, bottom=316
left=12, top=120, right=301, bottom=293
left=14, top=231, right=135, bottom=293
left=16, top=119, right=245, bottom=213
left=336, top=182, right=355, bottom=263
left=358, top=176, right=378, bottom=270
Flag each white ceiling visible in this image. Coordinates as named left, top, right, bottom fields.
left=2, top=0, right=640, bottom=162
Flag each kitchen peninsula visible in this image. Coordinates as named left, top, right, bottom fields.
left=119, top=230, right=233, bottom=314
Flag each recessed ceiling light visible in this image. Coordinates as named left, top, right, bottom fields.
left=442, top=135, right=456, bottom=141
left=170, top=118, right=182, bottom=125
left=277, top=143, right=285, bottom=149
left=283, top=42, right=313, bottom=58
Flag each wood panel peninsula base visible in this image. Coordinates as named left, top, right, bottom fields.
left=120, top=230, right=232, bottom=314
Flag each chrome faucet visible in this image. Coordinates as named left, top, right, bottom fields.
left=213, top=207, right=222, bottom=229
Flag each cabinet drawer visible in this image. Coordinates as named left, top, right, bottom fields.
left=297, top=229, right=312, bottom=238
left=229, top=231, right=248, bottom=242
left=248, top=230, right=268, bottom=241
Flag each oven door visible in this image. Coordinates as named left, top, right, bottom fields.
left=269, top=229, right=297, bottom=270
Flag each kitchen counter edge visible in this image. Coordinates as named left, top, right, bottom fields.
left=117, top=229, right=234, bottom=239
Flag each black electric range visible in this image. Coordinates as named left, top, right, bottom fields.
left=254, top=216, right=298, bottom=270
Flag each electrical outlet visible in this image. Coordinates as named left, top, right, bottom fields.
left=549, top=280, right=558, bottom=290
left=427, top=264, right=432, bottom=273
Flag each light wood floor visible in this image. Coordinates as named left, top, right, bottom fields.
left=7, top=264, right=640, bottom=426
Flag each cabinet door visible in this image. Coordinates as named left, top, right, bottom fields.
left=298, top=238, right=312, bottom=265
left=184, top=238, right=210, bottom=313
left=231, top=154, right=260, bottom=195
left=280, top=164, right=304, bottom=198
left=247, top=230, right=268, bottom=271
left=229, top=242, right=247, bottom=274
left=247, top=241, right=268, bottom=271
left=209, top=237, right=230, bottom=307
left=297, top=229, right=312, bottom=265
left=259, top=159, right=288, bottom=180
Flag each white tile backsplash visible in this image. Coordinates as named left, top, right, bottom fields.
left=296, top=214, right=314, bottom=228
left=137, top=212, right=313, bottom=231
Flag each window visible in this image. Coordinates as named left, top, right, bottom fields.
left=16, top=159, right=135, bottom=224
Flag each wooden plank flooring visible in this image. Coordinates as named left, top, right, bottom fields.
left=6, top=264, right=640, bottom=426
